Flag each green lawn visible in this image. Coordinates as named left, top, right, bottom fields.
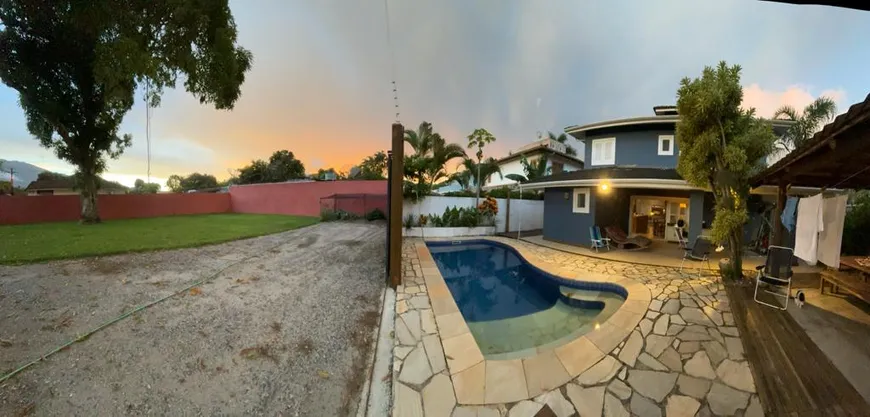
left=0, top=214, right=319, bottom=264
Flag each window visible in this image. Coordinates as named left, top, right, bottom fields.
left=573, top=188, right=590, bottom=214
left=658, top=135, right=674, bottom=156
left=591, top=138, right=615, bottom=165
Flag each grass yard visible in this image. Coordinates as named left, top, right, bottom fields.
left=0, top=213, right=319, bottom=264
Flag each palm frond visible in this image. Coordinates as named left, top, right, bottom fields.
left=505, top=173, right=527, bottom=183
left=772, top=105, right=798, bottom=121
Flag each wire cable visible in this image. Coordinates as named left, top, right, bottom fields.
left=383, top=0, right=400, bottom=122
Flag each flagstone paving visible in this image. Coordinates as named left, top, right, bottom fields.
left=393, top=238, right=761, bottom=417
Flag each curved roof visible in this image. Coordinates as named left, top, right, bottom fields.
left=565, top=115, right=679, bottom=137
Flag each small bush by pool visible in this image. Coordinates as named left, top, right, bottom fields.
left=0, top=214, right=319, bottom=264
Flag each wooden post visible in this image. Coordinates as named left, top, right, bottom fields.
left=388, top=123, right=404, bottom=288
left=771, top=181, right=787, bottom=247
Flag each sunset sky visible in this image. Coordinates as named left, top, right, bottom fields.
left=1, top=0, right=869, bottom=188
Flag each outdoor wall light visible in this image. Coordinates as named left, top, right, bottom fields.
left=564, top=191, right=569, bottom=200
left=599, top=183, right=609, bottom=192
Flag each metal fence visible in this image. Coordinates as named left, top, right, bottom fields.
left=319, top=193, right=388, bottom=219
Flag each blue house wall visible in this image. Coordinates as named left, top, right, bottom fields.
left=584, top=129, right=678, bottom=168
left=543, top=187, right=596, bottom=246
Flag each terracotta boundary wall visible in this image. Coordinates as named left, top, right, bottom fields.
left=0, top=180, right=388, bottom=225
left=0, top=193, right=231, bottom=225
left=229, top=180, right=387, bottom=217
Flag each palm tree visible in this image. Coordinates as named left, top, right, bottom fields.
left=773, top=97, right=837, bottom=152
left=505, top=155, right=551, bottom=183
left=548, top=131, right=578, bottom=157
left=426, top=135, right=467, bottom=189
left=403, top=121, right=466, bottom=199
left=450, top=157, right=502, bottom=192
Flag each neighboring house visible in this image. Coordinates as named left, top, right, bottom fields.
left=434, top=179, right=467, bottom=194
left=521, top=105, right=794, bottom=247
left=484, top=137, right=585, bottom=189
left=25, top=177, right=128, bottom=196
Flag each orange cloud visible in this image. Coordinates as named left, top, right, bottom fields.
left=742, top=84, right=847, bottom=118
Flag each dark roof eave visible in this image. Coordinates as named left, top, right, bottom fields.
left=524, top=167, right=684, bottom=186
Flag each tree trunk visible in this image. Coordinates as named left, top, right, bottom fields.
left=727, top=229, right=743, bottom=280
left=79, top=171, right=101, bottom=224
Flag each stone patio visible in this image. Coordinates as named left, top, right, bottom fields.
left=392, top=237, right=762, bottom=417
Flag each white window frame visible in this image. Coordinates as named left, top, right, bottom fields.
left=590, top=137, right=616, bottom=166
left=658, top=135, right=674, bottom=156
left=572, top=187, right=590, bottom=214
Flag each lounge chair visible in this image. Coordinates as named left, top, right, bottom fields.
left=589, top=226, right=611, bottom=252
left=679, top=238, right=712, bottom=277
left=604, top=225, right=652, bottom=251
left=674, top=226, right=689, bottom=250
left=754, top=245, right=794, bottom=310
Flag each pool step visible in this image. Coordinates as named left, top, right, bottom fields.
left=559, top=287, right=606, bottom=310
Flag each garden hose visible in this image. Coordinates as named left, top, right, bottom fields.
left=0, top=241, right=284, bottom=384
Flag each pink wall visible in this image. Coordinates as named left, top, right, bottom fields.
left=0, top=180, right=387, bottom=225
left=0, top=193, right=231, bottom=225
left=229, top=181, right=387, bottom=217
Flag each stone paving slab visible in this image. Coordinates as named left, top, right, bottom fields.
left=392, top=237, right=761, bottom=417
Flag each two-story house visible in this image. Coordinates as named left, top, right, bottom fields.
left=519, top=105, right=792, bottom=247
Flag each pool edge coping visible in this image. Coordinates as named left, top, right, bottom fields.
left=414, top=236, right=652, bottom=405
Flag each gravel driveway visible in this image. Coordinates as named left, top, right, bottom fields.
left=0, top=221, right=386, bottom=417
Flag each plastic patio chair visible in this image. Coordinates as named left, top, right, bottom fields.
left=753, top=245, right=795, bottom=310
left=589, top=226, right=611, bottom=252
left=679, top=238, right=712, bottom=277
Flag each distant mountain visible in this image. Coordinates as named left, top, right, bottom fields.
left=0, top=160, right=48, bottom=188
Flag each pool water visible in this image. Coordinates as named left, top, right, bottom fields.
left=427, top=241, right=625, bottom=359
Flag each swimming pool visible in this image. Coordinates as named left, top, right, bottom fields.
left=427, top=240, right=626, bottom=359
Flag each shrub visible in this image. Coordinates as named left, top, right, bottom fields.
left=321, top=209, right=361, bottom=222
left=477, top=196, right=498, bottom=217
left=403, top=213, right=416, bottom=229
left=486, top=187, right=543, bottom=200
left=442, top=190, right=475, bottom=198
left=365, top=208, right=386, bottom=221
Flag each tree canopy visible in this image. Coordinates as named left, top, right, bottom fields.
left=132, top=179, right=160, bottom=194
left=236, top=150, right=306, bottom=184
left=675, top=61, right=777, bottom=277
left=0, top=0, right=252, bottom=223
left=166, top=172, right=218, bottom=192
left=355, top=151, right=387, bottom=180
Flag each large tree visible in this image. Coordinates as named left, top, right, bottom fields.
left=773, top=97, right=837, bottom=152
left=132, top=178, right=160, bottom=194
left=235, top=150, right=305, bottom=185
left=675, top=62, right=777, bottom=278
left=0, top=1, right=252, bottom=223
left=357, top=150, right=388, bottom=180
left=267, top=150, right=305, bottom=181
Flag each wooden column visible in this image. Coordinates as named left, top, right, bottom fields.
left=388, top=123, right=404, bottom=288
left=771, top=182, right=787, bottom=247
